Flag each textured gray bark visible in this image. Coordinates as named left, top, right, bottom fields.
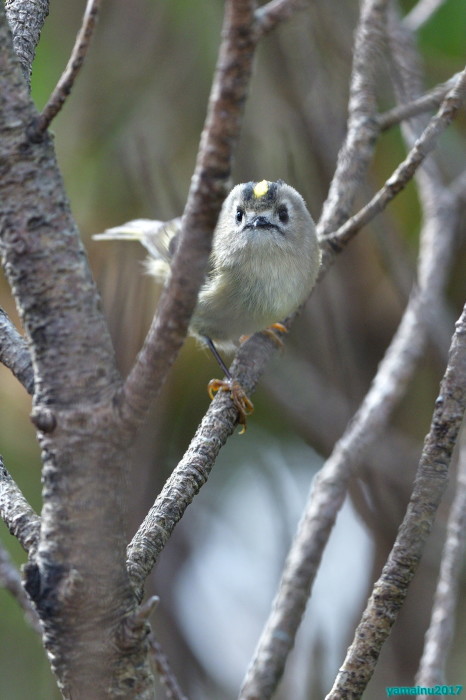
left=0, top=7, right=155, bottom=698
left=5, top=0, right=50, bottom=84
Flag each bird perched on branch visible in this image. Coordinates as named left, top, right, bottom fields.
left=94, top=179, right=321, bottom=431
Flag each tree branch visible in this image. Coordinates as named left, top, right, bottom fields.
left=255, top=0, right=305, bottom=37
left=0, top=5, right=156, bottom=694
left=0, top=458, right=40, bottom=555
left=237, top=290, right=440, bottom=700
left=325, top=301, right=466, bottom=699
left=0, top=540, right=41, bottom=633
left=126, top=388, right=241, bottom=600
left=0, top=5, right=119, bottom=409
left=415, top=426, right=466, bottom=687
left=263, top=355, right=421, bottom=484
left=324, top=63, right=466, bottom=257
left=403, top=0, right=450, bottom=31
left=0, top=308, right=34, bottom=394
left=118, top=0, right=258, bottom=436
left=149, top=635, right=189, bottom=700
left=237, top=16, right=464, bottom=698
left=32, top=0, right=102, bottom=136
left=378, top=72, right=461, bottom=131
left=318, top=0, right=388, bottom=238
left=126, top=1, right=466, bottom=611
left=324, top=14, right=466, bottom=697
left=5, top=0, right=49, bottom=85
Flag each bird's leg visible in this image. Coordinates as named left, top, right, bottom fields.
left=204, top=336, right=254, bottom=433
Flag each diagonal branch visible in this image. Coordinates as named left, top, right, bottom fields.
left=325, top=301, right=466, bottom=699
left=324, top=62, right=466, bottom=259
left=32, top=0, right=102, bottom=136
left=322, top=16, right=465, bottom=698
left=0, top=308, right=34, bottom=394
left=0, top=458, right=40, bottom=555
left=238, top=21, right=464, bottom=699
left=415, top=425, right=466, bottom=687
left=237, top=288, right=448, bottom=700
left=318, top=0, right=389, bottom=237
left=126, top=388, right=241, bottom=600
left=149, top=635, right=190, bottom=700
left=378, top=72, right=461, bottom=131
left=117, top=0, right=310, bottom=440
left=255, top=0, right=305, bottom=37
left=118, top=0, right=258, bottom=436
left=0, top=541, right=41, bottom=633
left=403, top=0, right=450, bottom=31
left=126, top=4, right=466, bottom=606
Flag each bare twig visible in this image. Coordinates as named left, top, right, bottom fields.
left=324, top=63, right=466, bottom=258
left=238, top=33, right=465, bottom=700
left=119, top=0, right=257, bottom=436
left=378, top=73, right=461, bottom=131
left=0, top=459, right=40, bottom=555
left=415, top=425, right=466, bottom=688
left=5, top=0, right=49, bottom=85
left=237, top=290, right=435, bottom=700
left=311, top=16, right=465, bottom=698
left=322, top=19, right=466, bottom=696
left=318, top=0, right=388, bottom=238
left=403, top=0, right=449, bottom=31
left=149, top=635, right=189, bottom=700
left=255, top=0, right=305, bottom=37
left=0, top=542, right=41, bottom=633
left=385, top=7, right=459, bottom=354
left=326, top=302, right=466, bottom=699
left=263, top=355, right=421, bottom=485
left=0, top=308, right=34, bottom=394
left=32, top=0, right=101, bottom=136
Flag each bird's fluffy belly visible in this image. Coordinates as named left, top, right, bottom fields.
left=190, top=257, right=308, bottom=343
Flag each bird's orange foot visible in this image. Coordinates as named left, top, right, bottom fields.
left=207, top=378, right=254, bottom=433
left=262, top=322, right=288, bottom=347
left=240, top=323, right=288, bottom=347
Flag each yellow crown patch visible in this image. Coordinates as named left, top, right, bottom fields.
left=253, top=180, right=269, bottom=198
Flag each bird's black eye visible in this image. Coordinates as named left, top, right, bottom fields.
left=236, top=207, right=244, bottom=224
left=277, top=204, right=289, bottom=224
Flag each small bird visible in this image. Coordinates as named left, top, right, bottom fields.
left=94, top=180, right=321, bottom=430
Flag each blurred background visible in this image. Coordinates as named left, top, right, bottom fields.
left=1, top=0, right=465, bottom=697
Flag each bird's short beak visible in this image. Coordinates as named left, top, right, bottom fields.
left=249, top=215, right=271, bottom=229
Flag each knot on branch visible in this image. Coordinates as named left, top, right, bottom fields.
left=22, top=561, right=42, bottom=602
left=30, top=406, right=57, bottom=433
left=26, top=116, right=49, bottom=143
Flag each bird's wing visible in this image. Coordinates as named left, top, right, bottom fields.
left=93, top=216, right=216, bottom=282
left=93, top=217, right=182, bottom=263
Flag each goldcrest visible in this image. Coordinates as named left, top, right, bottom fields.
left=95, top=180, right=320, bottom=345
left=94, top=180, right=321, bottom=427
